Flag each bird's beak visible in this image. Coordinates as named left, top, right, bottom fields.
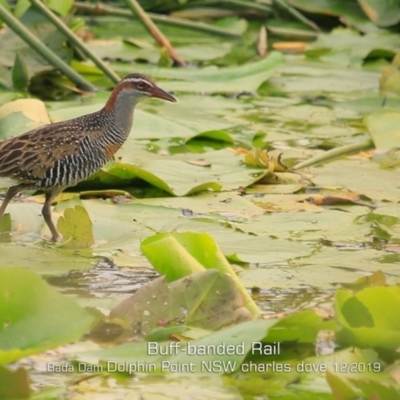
left=150, top=85, right=176, bottom=102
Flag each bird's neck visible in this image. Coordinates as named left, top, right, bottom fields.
left=103, top=87, right=141, bottom=135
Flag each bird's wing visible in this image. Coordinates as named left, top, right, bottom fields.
left=0, top=118, right=90, bottom=182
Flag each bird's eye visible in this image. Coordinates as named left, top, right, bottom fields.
left=136, top=82, right=146, bottom=90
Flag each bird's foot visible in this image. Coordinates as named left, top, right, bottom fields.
left=51, top=233, right=62, bottom=243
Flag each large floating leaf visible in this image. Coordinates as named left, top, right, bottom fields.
left=335, top=286, right=400, bottom=350
left=0, top=268, right=94, bottom=364
left=97, top=149, right=272, bottom=196
left=84, top=150, right=271, bottom=196
left=0, top=243, right=95, bottom=274
left=109, top=270, right=253, bottom=339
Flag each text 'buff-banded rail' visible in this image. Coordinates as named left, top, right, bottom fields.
left=0, top=74, right=176, bottom=241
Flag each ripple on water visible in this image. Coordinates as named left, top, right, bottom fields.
left=46, top=257, right=158, bottom=298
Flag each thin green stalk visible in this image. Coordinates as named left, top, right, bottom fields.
left=29, top=0, right=120, bottom=84
left=73, top=2, right=242, bottom=38
left=183, top=0, right=272, bottom=13
left=123, top=0, right=185, bottom=66
left=273, top=0, right=321, bottom=32
left=294, top=139, right=374, bottom=170
left=0, top=3, right=96, bottom=91
left=219, top=0, right=272, bottom=13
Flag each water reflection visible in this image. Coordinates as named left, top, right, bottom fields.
left=46, top=257, right=158, bottom=297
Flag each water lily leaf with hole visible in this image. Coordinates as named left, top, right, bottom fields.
left=0, top=268, right=94, bottom=364
left=109, top=270, right=253, bottom=339
left=335, top=286, right=400, bottom=350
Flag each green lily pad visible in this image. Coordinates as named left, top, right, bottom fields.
left=109, top=270, right=253, bottom=339
left=96, top=148, right=272, bottom=196
left=0, top=268, right=94, bottom=364
left=57, top=205, right=94, bottom=248
left=335, top=286, right=400, bottom=350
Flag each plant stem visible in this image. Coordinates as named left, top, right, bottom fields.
left=29, top=0, right=120, bottom=84
left=273, top=0, right=321, bottom=32
left=123, top=0, right=186, bottom=66
left=0, top=3, right=96, bottom=91
left=73, top=2, right=242, bottom=38
left=294, top=139, right=374, bottom=170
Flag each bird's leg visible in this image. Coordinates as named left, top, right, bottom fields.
left=0, top=184, right=30, bottom=221
left=42, top=189, right=64, bottom=242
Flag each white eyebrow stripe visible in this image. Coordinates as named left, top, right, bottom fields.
left=123, top=77, right=154, bottom=87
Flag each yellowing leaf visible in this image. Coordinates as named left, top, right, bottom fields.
left=57, top=205, right=94, bottom=248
